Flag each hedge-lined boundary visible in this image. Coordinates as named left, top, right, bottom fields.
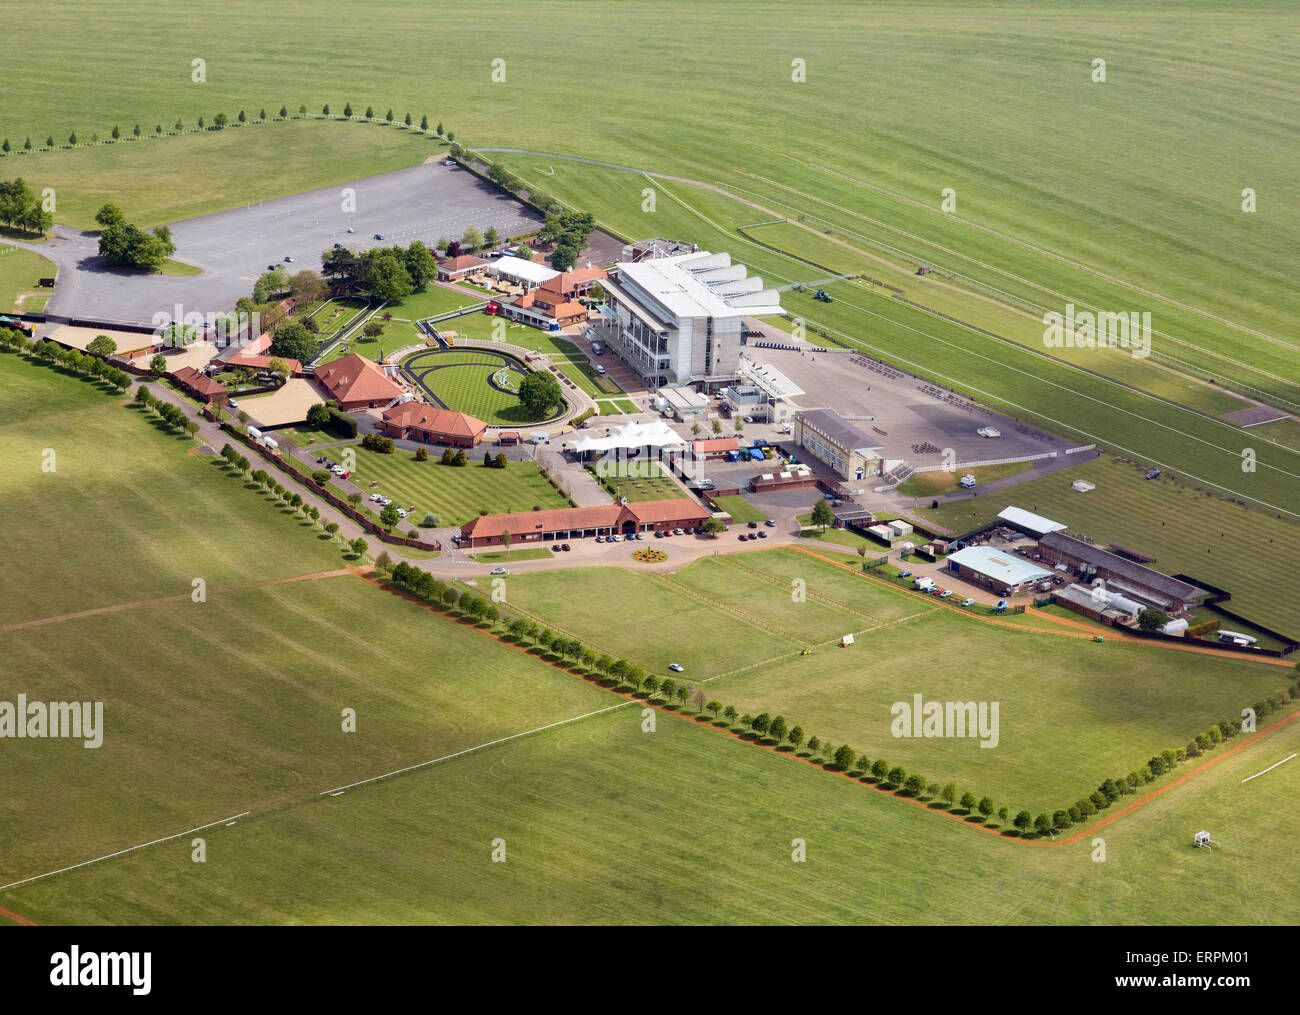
left=221, top=423, right=441, bottom=552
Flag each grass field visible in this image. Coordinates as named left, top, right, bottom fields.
left=0, top=245, right=56, bottom=313
left=324, top=445, right=568, bottom=526
left=589, top=459, right=685, bottom=502
left=501, top=549, right=1293, bottom=808
left=0, top=118, right=441, bottom=230
left=913, top=456, right=1300, bottom=635
left=896, top=460, right=1034, bottom=498
left=6, top=704, right=1300, bottom=925
left=712, top=494, right=769, bottom=524
left=0, top=353, right=343, bottom=623
left=400, top=348, right=561, bottom=425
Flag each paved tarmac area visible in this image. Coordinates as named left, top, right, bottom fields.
left=18, top=162, right=542, bottom=328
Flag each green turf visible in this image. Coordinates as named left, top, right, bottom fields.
left=400, top=347, right=563, bottom=425
left=588, top=459, right=684, bottom=502
left=712, top=494, right=768, bottom=524
left=470, top=547, right=554, bottom=562
left=0, top=353, right=342, bottom=624
left=896, top=460, right=1034, bottom=498
left=324, top=445, right=568, bottom=526
left=0, top=244, right=56, bottom=313
left=10, top=660, right=1296, bottom=925
left=0, top=118, right=442, bottom=230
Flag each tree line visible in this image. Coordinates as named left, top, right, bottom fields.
left=0, top=178, right=53, bottom=236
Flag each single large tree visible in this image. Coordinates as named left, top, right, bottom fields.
left=810, top=497, right=835, bottom=531
left=518, top=370, right=562, bottom=420
left=269, top=321, right=317, bottom=364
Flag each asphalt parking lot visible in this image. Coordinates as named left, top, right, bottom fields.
left=747, top=345, right=1076, bottom=468
left=30, top=161, right=543, bottom=328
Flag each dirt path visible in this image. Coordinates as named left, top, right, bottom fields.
left=0, top=902, right=38, bottom=926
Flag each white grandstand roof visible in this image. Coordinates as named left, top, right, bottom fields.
left=565, top=418, right=688, bottom=454
left=615, top=251, right=783, bottom=321
left=489, top=255, right=558, bottom=286
left=742, top=358, right=804, bottom=400
left=997, top=506, right=1067, bottom=535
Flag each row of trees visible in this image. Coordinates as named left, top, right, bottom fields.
left=0, top=327, right=134, bottom=390
left=134, top=384, right=199, bottom=437
left=0, top=178, right=53, bottom=236
left=95, top=203, right=176, bottom=272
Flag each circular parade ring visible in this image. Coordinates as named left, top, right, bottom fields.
left=399, top=347, right=565, bottom=425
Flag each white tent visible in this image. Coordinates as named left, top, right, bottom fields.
left=566, top=419, right=687, bottom=454
left=489, top=255, right=558, bottom=288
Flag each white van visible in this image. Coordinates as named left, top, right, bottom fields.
left=595, top=365, right=606, bottom=376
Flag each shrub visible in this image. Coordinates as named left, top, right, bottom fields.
left=415, top=446, right=428, bottom=462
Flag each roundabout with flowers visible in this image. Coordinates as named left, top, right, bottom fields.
left=631, top=548, right=669, bottom=564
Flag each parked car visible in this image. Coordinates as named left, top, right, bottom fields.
left=490, top=567, right=507, bottom=576
left=898, top=571, right=913, bottom=579
left=227, top=398, right=239, bottom=408
left=757, top=530, right=768, bottom=538
left=939, top=590, right=954, bottom=599
left=743, top=415, right=754, bottom=423
left=561, top=543, right=571, bottom=551
left=673, top=528, right=684, bottom=535
left=764, top=518, right=776, bottom=526
left=283, top=255, right=294, bottom=262
left=373, top=233, right=384, bottom=240
left=668, top=663, right=684, bottom=673
left=596, top=535, right=605, bottom=543
left=551, top=544, right=562, bottom=552
left=1145, top=469, right=1161, bottom=480
left=960, top=598, right=975, bottom=607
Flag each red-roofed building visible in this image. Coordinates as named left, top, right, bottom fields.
left=316, top=353, right=404, bottom=411
left=381, top=402, right=487, bottom=448
left=171, top=366, right=228, bottom=403
left=692, top=437, right=741, bottom=459
left=499, top=267, right=608, bottom=329
left=459, top=498, right=711, bottom=547
left=437, top=254, right=489, bottom=281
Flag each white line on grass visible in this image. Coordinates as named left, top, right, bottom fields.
left=319, top=700, right=636, bottom=796
left=1241, top=753, right=1296, bottom=784
left=0, top=811, right=251, bottom=893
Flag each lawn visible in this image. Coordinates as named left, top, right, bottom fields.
left=383, top=286, right=488, bottom=321
left=896, top=460, right=1034, bottom=498
left=324, top=445, right=569, bottom=526
left=712, top=494, right=768, bottom=524
left=588, top=459, right=685, bottom=502
left=555, top=356, right=624, bottom=397
left=400, top=347, right=563, bottom=425
left=0, top=244, right=56, bottom=313
left=7, top=703, right=1300, bottom=925
left=504, top=548, right=1294, bottom=810
left=470, top=547, right=554, bottom=562
left=0, top=352, right=342, bottom=624
left=913, top=455, right=1300, bottom=635
left=0, top=118, right=442, bottom=230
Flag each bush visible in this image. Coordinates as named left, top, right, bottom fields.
left=327, top=408, right=357, bottom=438
left=415, top=446, right=428, bottom=462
